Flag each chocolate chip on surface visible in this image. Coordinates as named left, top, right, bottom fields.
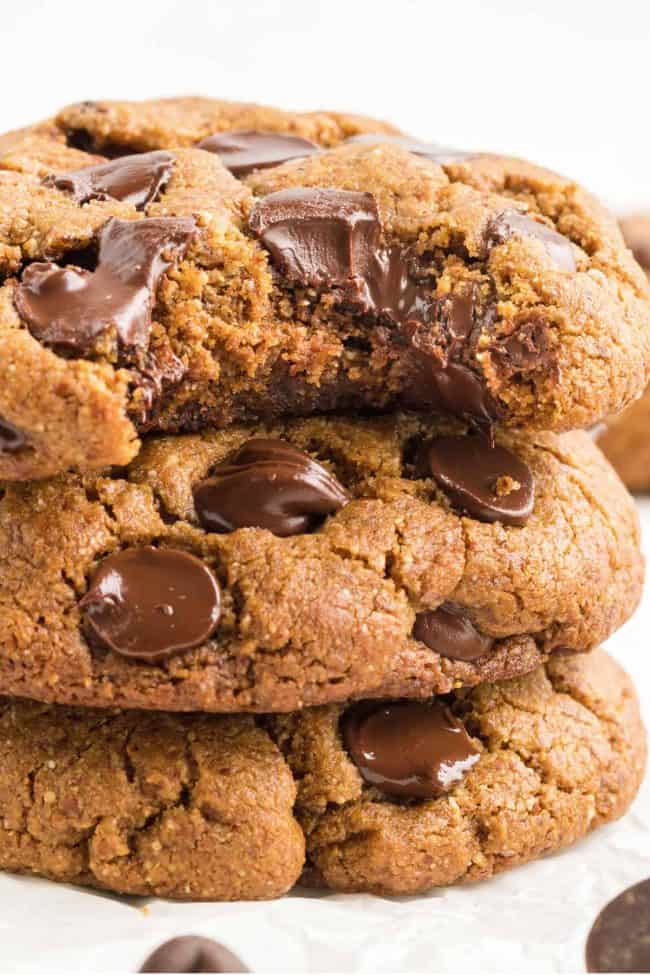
left=43, top=151, right=175, bottom=208
left=586, top=878, right=650, bottom=973
left=194, top=438, right=348, bottom=537
left=14, top=216, right=196, bottom=354
left=342, top=699, right=480, bottom=800
left=139, top=935, right=247, bottom=973
left=413, top=604, right=494, bottom=661
left=80, top=547, right=221, bottom=662
left=249, top=187, right=431, bottom=324
left=420, top=433, right=535, bottom=526
left=486, top=209, right=576, bottom=271
left=198, top=130, right=320, bottom=177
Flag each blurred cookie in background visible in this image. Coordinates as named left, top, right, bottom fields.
left=599, top=214, right=650, bottom=491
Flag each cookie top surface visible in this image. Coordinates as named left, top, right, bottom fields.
left=0, top=650, right=642, bottom=900
left=0, top=411, right=641, bottom=713
left=0, top=97, right=649, bottom=479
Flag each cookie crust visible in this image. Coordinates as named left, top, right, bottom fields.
left=0, top=413, right=641, bottom=713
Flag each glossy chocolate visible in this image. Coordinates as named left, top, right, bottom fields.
left=194, top=438, right=347, bottom=537
left=15, top=216, right=196, bottom=354
left=0, top=416, right=27, bottom=453
left=403, top=289, right=496, bottom=422
left=44, top=151, right=174, bottom=208
left=487, top=209, right=576, bottom=271
left=586, top=878, right=650, bottom=973
left=80, top=547, right=221, bottom=662
left=140, top=935, right=248, bottom=973
left=198, top=130, right=320, bottom=176
left=413, top=604, right=494, bottom=661
left=342, top=700, right=480, bottom=799
left=421, top=434, right=535, bottom=526
left=249, top=187, right=431, bottom=325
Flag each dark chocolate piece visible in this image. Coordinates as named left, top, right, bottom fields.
left=486, top=209, right=576, bottom=271
left=249, top=187, right=431, bottom=325
left=43, top=151, right=174, bottom=208
left=198, top=130, right=320, bottom=177
left=140, top=935, right=247, bottom=973
left=586, top=878, right=650, bottom=973
left=15, top=216, right=196, bottom=354
left=421, top=433, right=535, bottom=526
left=413, top=604, right=494, bottom=661
left=194, top=438, right=347, bottom=537
left=80, top=547, right=221, bottom=662
left=342, top=700, right=480, bottom=799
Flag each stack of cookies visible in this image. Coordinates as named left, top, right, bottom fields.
left=0, top=97, right=646, bottom=902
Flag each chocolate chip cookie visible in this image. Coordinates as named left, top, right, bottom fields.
left=599, top=213, right=650, bottom=490
left=0, top=650, right=641, bottom=899
left=0, top=413, right=640, bottom=713
left=1, top=97, right=648, bottom=479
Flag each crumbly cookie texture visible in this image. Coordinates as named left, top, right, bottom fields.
left=0, top=651, right=642, bottom=900
left=599, top=214, right=650, bottom=490
left=0, top=412, right=641, bottom=713
left=1, top=97, right=649, bottom=480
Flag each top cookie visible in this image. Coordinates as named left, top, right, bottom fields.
left=0, top=96, right=649, bottom=479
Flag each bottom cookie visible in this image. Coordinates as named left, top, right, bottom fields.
left=0, top=649, right=643, bottom=900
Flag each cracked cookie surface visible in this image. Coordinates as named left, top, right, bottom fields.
left=0, top=412, right=641, bottom=713
left=1, top=97, right=649, bottom=479
left=0, top=650, right=642, bottom=899
left=599, top=214, right=650, bottom=490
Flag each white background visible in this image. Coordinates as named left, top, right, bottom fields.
left=1, top=0, right=649, bottom=971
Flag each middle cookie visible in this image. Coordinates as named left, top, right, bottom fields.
left=0, top=412, right=641, bottom=713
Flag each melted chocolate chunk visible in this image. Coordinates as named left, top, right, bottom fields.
left=346, top=133, right=477, bottom=164
left=403, top=290, right=497, bottom=422
left=194, top=438, right=348, bottom=537
left=420, top=433, right=535, bottom=526
left=342, top=700, right=480, bottom=800
left=80, top=547, right=221, bottom=662
left=198, top=130, right=321, bottom=177
left=492, top=313, right=553, bottom=377
left=43, top=151, right=174, bottom=209
left=486, top=209, right=576, bottom=271
left=140, top=936, right=248, bottom=973
left=15, top=216, right=196, bottom=354
left=413, top=604, right=494, bottom=661
left=249, top=187, right=431, bottom=325
left=0, top=416, right=27, bottom=454
left=586, top=878, right=650, bottom=973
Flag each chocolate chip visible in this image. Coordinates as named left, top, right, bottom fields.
left=586, top=878, right=650, bottom=973
left=420, top=433, right=535, bottom=526
left=401, top=289, right=497, bottom=422
left=198, top=130, right=320, bottom=177
left=194, top=438, right=348, bottom=537
left=80, top=547, right=221, bottom=662
left=491, top=312, right=554, bottom=377
left=342, top=700, right=480, bottom=800
left=413, top=604, right=494, bottom=661
left=249, top=187, right=431, bottom=325
left=14, top=216, right=196, bottom=355
left=43, top=151, right=174, bottom=209
left=486, top=209, right=576, bottom=271
left=0, top=416, right=27, bottom=454
left=346, top=133, right=477, bottom=164
left=139, top=936, right=247, bottom=973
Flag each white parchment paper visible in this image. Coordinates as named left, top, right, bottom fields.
left=4, top=505, right=650, bottom=975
